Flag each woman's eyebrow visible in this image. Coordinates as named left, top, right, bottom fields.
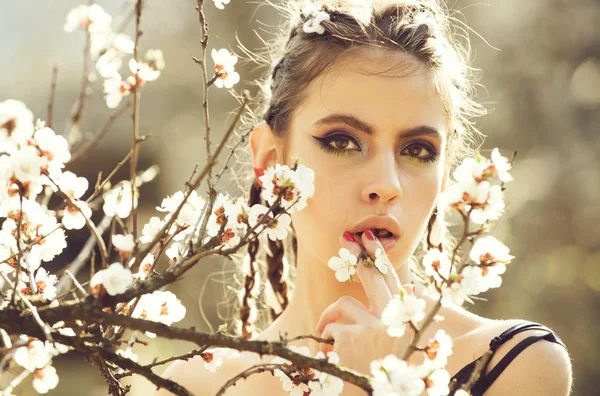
left=313, top=113, right=442, bottom=139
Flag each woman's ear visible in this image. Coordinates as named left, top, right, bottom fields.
left=250, top=121, right=280, bottom=170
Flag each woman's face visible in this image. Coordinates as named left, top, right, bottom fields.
left=279, top=51, right=449, bottom=269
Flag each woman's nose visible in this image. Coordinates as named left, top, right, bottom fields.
left=360, top=154, right=403, bottom=206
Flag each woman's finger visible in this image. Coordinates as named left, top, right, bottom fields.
left=319, top=322, right=359, bottom=354
left=360, top=230, right=402, bottom=296
left=339, top=233, right=393, bottom=316
left=315, top=295, right=375, bottom=336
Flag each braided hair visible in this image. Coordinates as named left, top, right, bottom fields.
left=238, top=179, right=296, bottom=338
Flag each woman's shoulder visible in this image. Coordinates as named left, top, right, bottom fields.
left=155, top=348, right=283, bottom=396
left=469, top=318, right=571, bottom=395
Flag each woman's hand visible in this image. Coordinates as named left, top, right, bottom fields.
left=315, top=229, right=416, bottom=375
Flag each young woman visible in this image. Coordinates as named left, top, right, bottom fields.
left=157, top=1, right=572, bottom=395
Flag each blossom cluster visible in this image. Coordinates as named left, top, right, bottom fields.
left=137, top=162, right=314, bottom=264
left=422, top=149, right=515, bottom=307
left=10, top=322, right=76, bottom=394
left=370, top=329, right=453, bottom=396
left=271, top=346, right=344, bottom=396
left=63, top=4, right=165, bottom=109
left=1, top=100, right=74, bottom=282
left=380, top=286, right=427, bottom=338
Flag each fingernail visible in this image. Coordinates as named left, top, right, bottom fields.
left=403, top=284, right=416, bottom=295
left=365, top=229, right=376, bottom=241
left=343, top=231, right=355, bottom=242
left=254, top=167, right=265, bottom=188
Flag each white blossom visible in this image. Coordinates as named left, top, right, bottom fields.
left=213, top=0, right=231, bottom=10
left=34, top=127, right=71, bottom=168
left=469, top=236, right=514, bottom=266
left=425, top=368, right=451, bottom=396
left=62, top=199, right=92, bottom=230
left=116, top=348, right=139, bottom=362
left=381, top=293, right=426, bottom=337
left=211, top=48, right=240, bottom=89
left=63, top=4, right=112, bottom=34
left=452, top=156, right=490, bottom=186
left=96, top=48, right=123, bottom=78
left=157, top=190, right=205, bottom=227
left=490, top=148, right=513, bottom=183
left=103, top=181, right=138, bottom=218
left=370, top=355, right=425, bottom=396
left=423, top=330, right=453, bottom=370
left=469, top=183, right=505, bottom=224
left=248, top=204, right=291, bottom=241
left=144, top=49, right=165, bottom=72
left=57, top=171, right=88, bottom=199
left=140, top=216, right=164, bottom=244
left=303, top=9, right=330, bottom=35
left=308, top=351, right=344, bottom=396
left=373, top=248, right=390, bottom=274
left=0, top=99, right=34, bottom=154
left=327, top=248, right=357, bottom=282
left=13, top=336, right=57, bottom=372
left=33, top=268, right=58, bottom=300
left=112, top=234, right=135, bottom=253
left=96, top=263, right=134, bottom=296
left=103, top=73, right=132, bottom=109
left=8, top=145, right=47, bottom=184
left=259, top=163, right=315, bottom=213
left=132, top=290, right=186, bottom=327
left=132, top=253, right=155, bottom=280
left=32, top=365, right=59, bottom=394
left=454, top=390, right=471, bottom=396
left=422, top=248, right=451, bottom=283
left=129, top=58, right=161, bottom=82
left=459, top=266, right=484, bottom=296
left=201, top=348, right=240, bottom=372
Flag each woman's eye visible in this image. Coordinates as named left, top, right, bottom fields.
left=328, top=136, right=359, bottom=151
left=313, top=133, right=361, bottom=155
left=401, top=143, right=438, bottom=162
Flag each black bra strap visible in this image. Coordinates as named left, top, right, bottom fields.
left=488, top=322, right=566, bottom=350
left=477, top=322, right=566, bottom=393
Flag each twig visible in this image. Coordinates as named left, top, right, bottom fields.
left=214, top=126, right=253, bottom=186
left=129, top=0, right=144, bottom=252
left=91, top=354, right=130, bottom=396
left=86, top=345, right=193, bottom=396
left=10, top=193, right=24, bottom=306
left=115, top=347, right=210, bottom=379
left=281, top=334, right=335, bottom=346
left=216, top=363, right=282, bottom=396
left=195, top=0, right=214, bottom=192
left=2, top=369, right=30, bottom=395
left=65, top=270, right=89, bottom=297
left=47, top=64, right=58, bottom=129
left=460, top=349, right=494, bottom=393
left=1, top=273, right=54, bottom=342
left=68, top=101, right=132, bottom=165
left=56, top=214, right=112, bottom=295
left=86, top=148, right=135, bottom=203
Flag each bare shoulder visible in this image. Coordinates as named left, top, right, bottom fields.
left=154, top=350, right=283, bottom=396
left=476, top=318, right=573, bottom=396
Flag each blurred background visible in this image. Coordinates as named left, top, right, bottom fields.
left=0, top=0, right=598, bottom=394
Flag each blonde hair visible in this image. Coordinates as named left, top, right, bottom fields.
left=228, top=0, right=487, bottom=337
